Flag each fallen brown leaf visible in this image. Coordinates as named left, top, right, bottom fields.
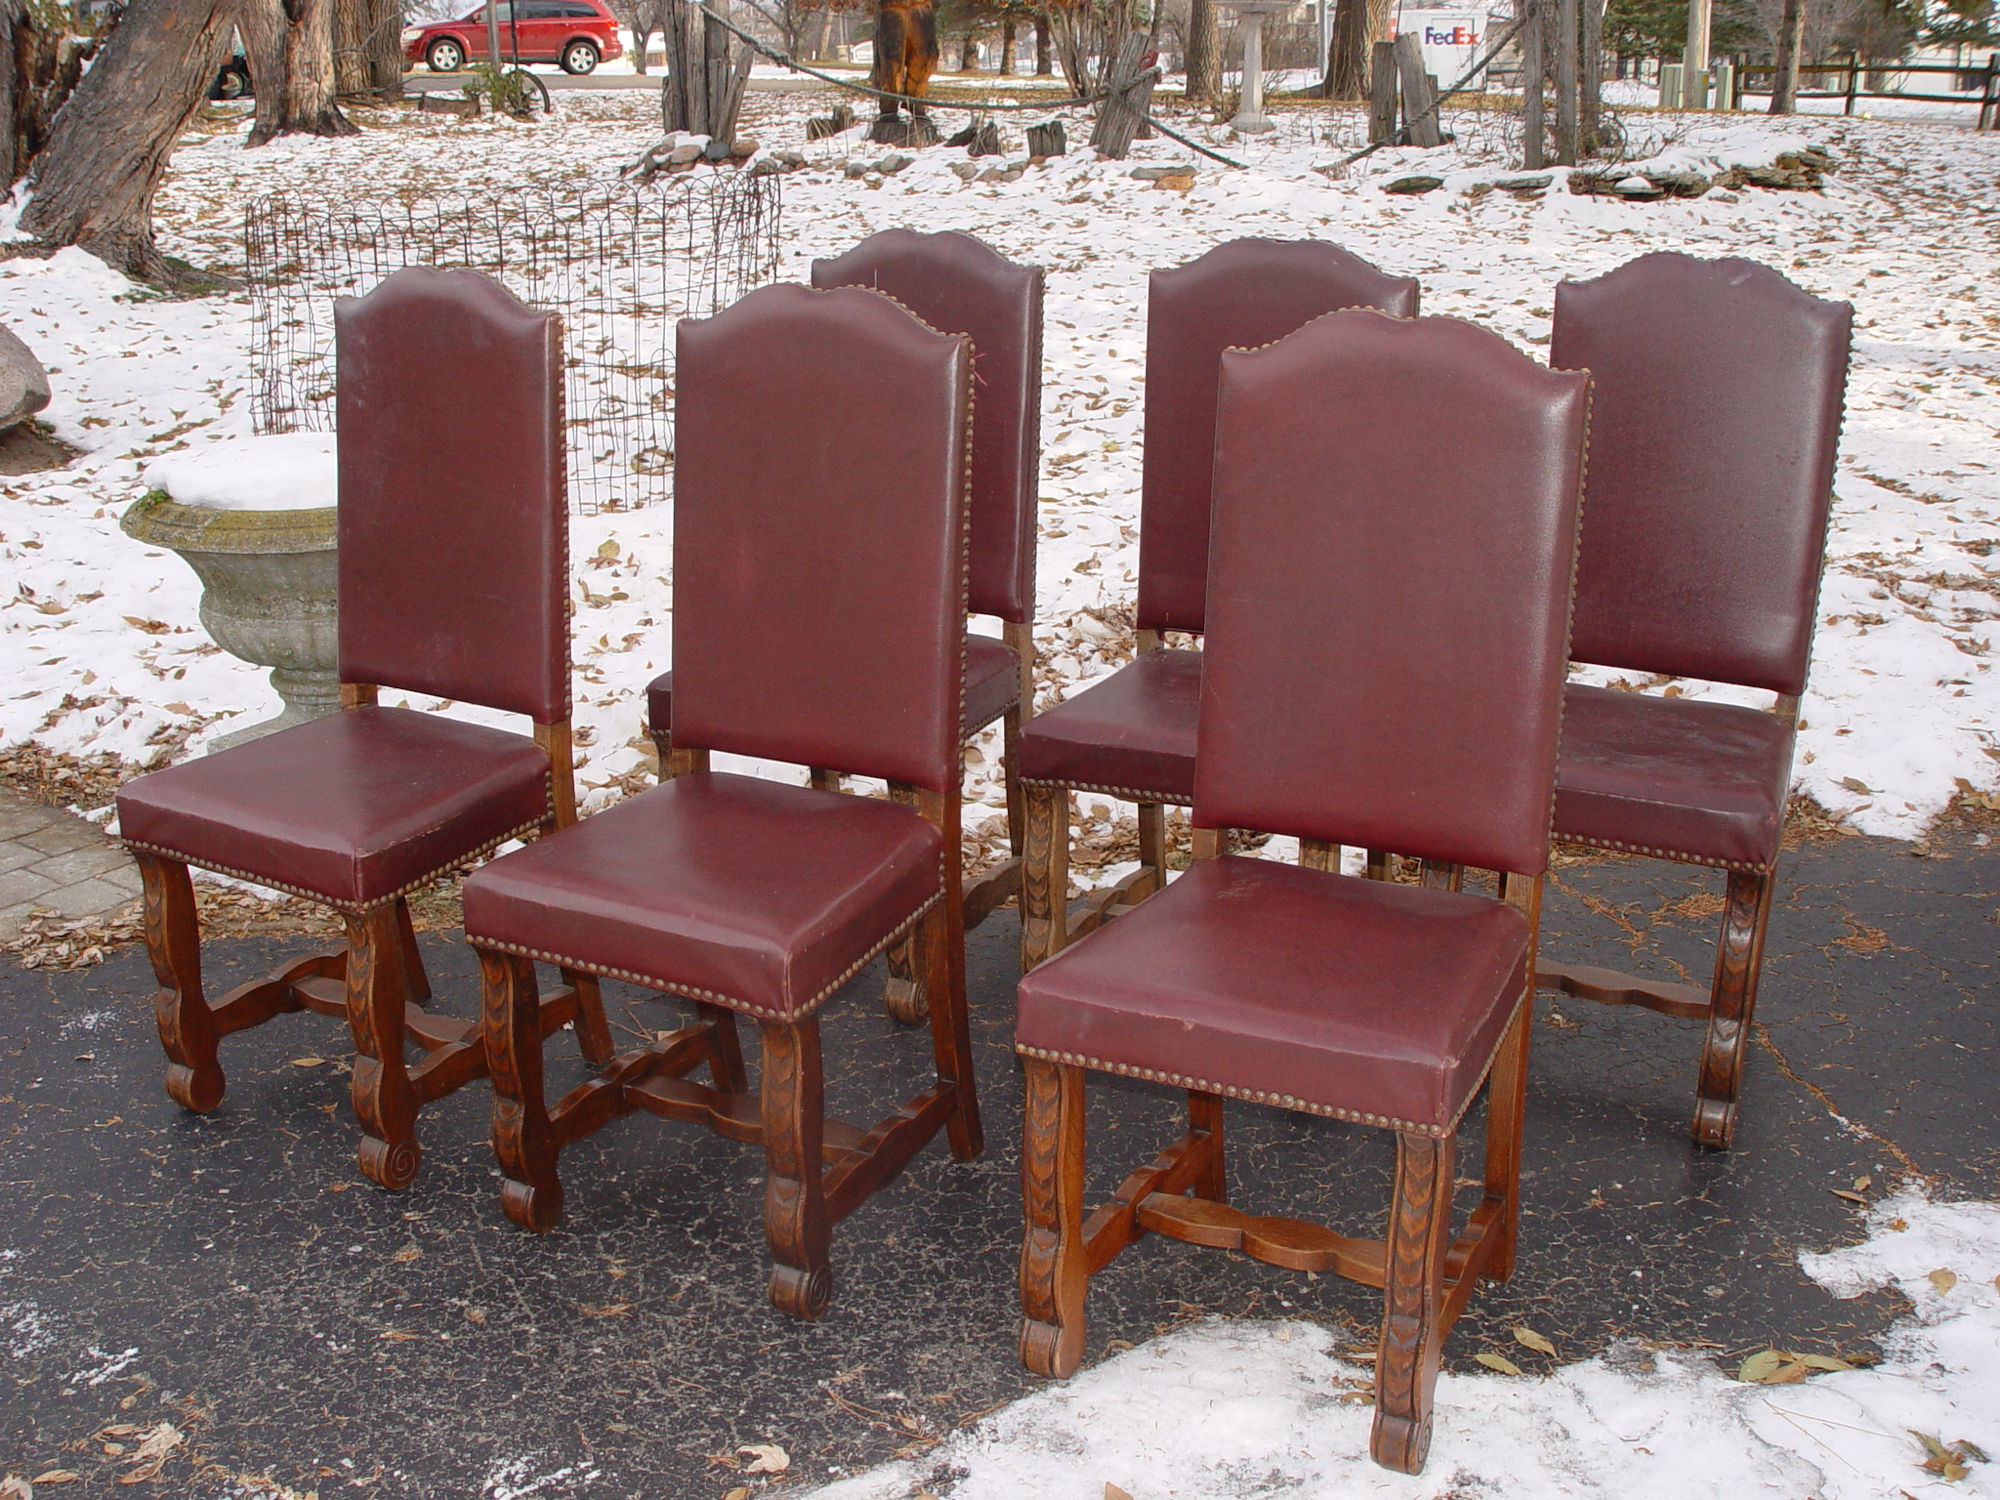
left=1929, top=1269, right=1958, bottom=1295
left=1475, top=1352, right=1523, bottom=1376
left=1513, top=1327, right=1557, bottom=1357
left=739, top=1443, right=788, bottom=1475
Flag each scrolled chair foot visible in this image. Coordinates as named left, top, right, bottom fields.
left=358, top=1134, right=420, bottom=1190
left=500, top=1176, right=563, bottom=1232
left=769, top=1262, right=831, bottom=1321
left=1691, top=1096, right=1737, bottom=1151
left=1370, top=1410, right=1432, bottom=1474
left=164, top=1059, right=225, bottom=1114
left=1018, top=1316, right=1082, bottom=1379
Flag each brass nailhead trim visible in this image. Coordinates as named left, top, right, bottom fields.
left=1558, top=831, right=1772, bottom=874
left=122, top=807, right=553, bottom=915
left=1019, top=777, right=1193, bottom=806
left=1016, top=992, right=1527, bottom=1140
left=468, top=884, right=942, bottom=1022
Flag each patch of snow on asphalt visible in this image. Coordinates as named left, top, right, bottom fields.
left=810, top=1190, right=2000, bottom=1499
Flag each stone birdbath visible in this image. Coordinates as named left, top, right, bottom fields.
left=121, top=433, right=340, bottom=754
left=1216, top=0, right=1294, bottom=134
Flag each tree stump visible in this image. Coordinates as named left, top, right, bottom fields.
left=1027, top=119, right=1067, bottom=156
left=1090, top=34, right=1157, bottom=159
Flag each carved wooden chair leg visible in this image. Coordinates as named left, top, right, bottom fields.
left=481, top=948, right=565, bottom=1231
left=1189, top=1089, right=1227, bottom=1201
left=1020, top=782, right=1069, bottom=971
left=1018, top=1055, right=1087, bottom=1378
left=697, top=1000, right=749, bottom=1092
left=762, top=1014, right=832, bottom=1320
left=1365, top=849, right=1394, bottom=881
left=882, top=938, right=927, bottom=1026
left=1692, top=867, right=1776, bottom=1151
left=1482, top=998, right=1532, bottom=1280
left=564, top=970, right=616, bottom=1065
left=136, top=851, right=225, bottom=1114
left=1137, top=801, right=1167, bottom=889
left=914, top=889, right=983, bottom=1160
left=345, top=903, right=421, bottom=1189
left=1003, top=698, right=1027, bottom=860
left=1371, top=1130, right=1457, bottom=1475
left=393, top=896, right=432, bottom=1005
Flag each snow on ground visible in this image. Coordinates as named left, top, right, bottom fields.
left=1, top=91, right=1996, bottom=854
left=805, top=1189, right=2000, bottom=1499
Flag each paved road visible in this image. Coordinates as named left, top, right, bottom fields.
left=1, top=820, right=1993, bottom=1495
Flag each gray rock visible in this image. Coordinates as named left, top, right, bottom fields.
left=845, top=159, right=869, bottom=179
left=774, top=149, right=806, bottom=166
left=0, top=324, right=51, bottom=435
left=747, top=157, right=783, bottom=176
left=1383, top=174, right=1444, bottom=195
left=1128, top=165, right=1185, bottom=181
left=875, top=153, right=913, bottom=174
left=950, top=162, right=981, bottom=180
left=1614, top=175, right=1665, bottom=200
left=666, top=141, right=703, bottom=165
left=730, top=138, right=759, bottom=157
left=976, top=165, right=1007, bottom=182
left=1492, top=172, right=1552, bottom=191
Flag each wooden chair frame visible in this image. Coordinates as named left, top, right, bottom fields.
left=1019, top=627, right=1186, bottom=969
left=481, top=743, right=983, bottom=1319
left=1019, top=835, right=1539, bottom=1473
left=1534, top=690, right=1799, bottom=1149
left=135, top=681, right=613, bottom=1190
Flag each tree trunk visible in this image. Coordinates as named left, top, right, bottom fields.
left=366, top=0, right=403, bottom=97
left=21, top=0, right=239, bottom=284
left=1580, top=0, right=1602, bottom=149
left=803, top=5, right=828, bottom=60
left=1768, top=0, right=1804, bottom=112
left=1185, top=0, right=1218, bottom=100
left=999, top=18, right=1015, bottom=74
left=1323, top=0, right=1387, bottom=99
left=246, top=0, right=360, bottom=144
left=1034, top=12, right=1051, bottom=73
left=960, top=33, right=979, bottom=70
left=5, top=0, right=94, bottom=191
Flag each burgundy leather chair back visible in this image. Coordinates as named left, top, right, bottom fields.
left=334, top=267, right=569, bottom=724
left=813, top=229, right=1043, bottom=625
left=1136, top=238, right=1421, bottom=636
left=1551, top=253, right=1851, bottom=696
left=671, top=284, right=972, bottom=793
left=1197, top=311, right=1589, bottom=876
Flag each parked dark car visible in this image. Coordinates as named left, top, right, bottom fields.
left=402, top=0, right=624, bottom=75
left=209, top=45, right=252, bottom=100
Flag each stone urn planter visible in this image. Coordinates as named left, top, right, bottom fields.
left=122, top=434, right=340, bottom=754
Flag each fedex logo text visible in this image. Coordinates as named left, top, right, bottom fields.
left=1423, top=24, right=1481, bottom=44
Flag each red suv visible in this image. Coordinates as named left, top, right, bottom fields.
left=404, top=0, right=624, bottom=75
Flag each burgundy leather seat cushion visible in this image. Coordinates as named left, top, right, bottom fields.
left=462, top=771, right=944, bottom=1020
left=1016, top=856, right=1529, bottom=1133
left=1016, top=648, right=1202, bottom=801
left=962, top=632, right=1020, bottom=734
left=1555, top=684, right=1795, bottom=871
left=116, top=706, right=551, bottom=910
left=645, top=631, right=1019, bottom=750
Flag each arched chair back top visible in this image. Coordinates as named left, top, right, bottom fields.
left=813, top=229, right=1043, bottom=625
left=671, top=283, right=972, bottom=795
left=334, top=266, right=570, bottom=724
left=1550, top=252, right=1851, bottom=697
left=1196, top=309, right=1590, bottom=876
left=1136, top=237, right=1422, bottom=636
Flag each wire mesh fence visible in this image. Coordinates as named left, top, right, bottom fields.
left=244, top=174, right=784, bottom=515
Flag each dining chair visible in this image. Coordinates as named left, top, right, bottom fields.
left=115, top=267, right=611, bottom=1189
left=1017, top=237, right=1419, bottom=970
left=1539, top=252, right=1852, bottom=1149
left=464, top=283, right=982, bottom=1320
left=648, top=229, right=1043, bottom=1025
left=1014, top=307, right=1590, bottom=1474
